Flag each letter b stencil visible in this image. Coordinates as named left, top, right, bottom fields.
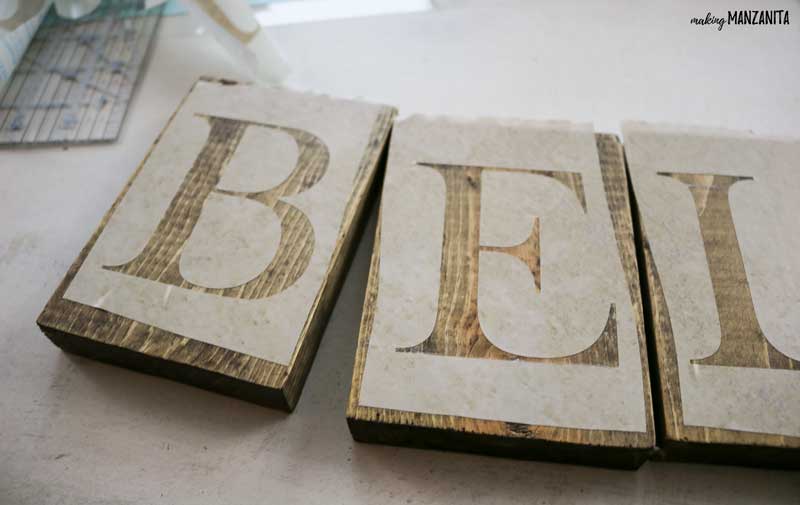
left=105, top=115, right=329, bottom=299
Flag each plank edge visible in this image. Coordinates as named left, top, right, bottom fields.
left=38, top=320, right=293, bottom=411
left=346, top=415, right=653, bottom=470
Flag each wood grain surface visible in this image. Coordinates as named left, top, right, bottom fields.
left=395, top=163, right=619, bottom=367
left=633, top=178, right=800, bottom=469
left=104, top=117, right=329, bottom=300
left=347, top=134, right=655, bottom=469
left=37, top=78, right=396, bottom=411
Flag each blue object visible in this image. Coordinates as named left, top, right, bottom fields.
left=162, top=0, right=276, bottom=16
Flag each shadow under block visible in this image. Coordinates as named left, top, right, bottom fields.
left=624, top=123, right=800, bottom=468
left=347, top=117, right=655, bottom=469
left=37, top=78, right=396, bottom=411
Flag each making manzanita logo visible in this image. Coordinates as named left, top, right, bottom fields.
left=691, top=10, right=790, bottom=31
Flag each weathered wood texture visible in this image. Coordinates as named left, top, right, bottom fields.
left=633, top=180, right=800, bottom=469
left=38, top=78, right=395, bottom=411
left=347, top=134, right=654, bottom=469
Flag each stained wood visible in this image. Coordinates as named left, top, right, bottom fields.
left=347, top=119, right=654, bottom=469
left=625, top=124, right=800, bottom=468
left=38, top=77, right=395, bottom=411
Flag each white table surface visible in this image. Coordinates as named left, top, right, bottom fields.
left=1, top=1, right=799, bottom=503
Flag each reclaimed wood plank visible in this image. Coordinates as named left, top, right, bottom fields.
left=348, top=117, right=654, bottom=469
left=38, top=77, right=395, bottom=411
left=625, top=123, right=800, bottom=468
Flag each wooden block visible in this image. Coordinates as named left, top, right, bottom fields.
left=37, top=78, right=396, bottom=411
left=347, top=117, right=655, bottom=469
left=624, top=123, right=800, bottom=468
